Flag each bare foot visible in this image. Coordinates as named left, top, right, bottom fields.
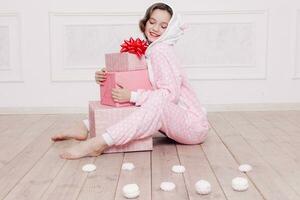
left=60, top=136, right=108, bottom=160
left=51, top=123, right=88, bottom=141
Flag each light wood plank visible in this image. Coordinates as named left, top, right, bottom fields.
left=0, top=115, right=42, bottom=149
left=242, top=112, right=300, bottom=161
left=0, top=115, right=57, bottom=167
left=114, top=151, right=151, bottom=200
left=273, top=111, right=300, bottom=130
left=209, top=112, right=300, bottom=200
left=259, top=111, right=299, bottom=133
left=0, top=115, right=27, bottom=133
left=219, top=112, right=300, bottom=195
left=0, top=114, right=43, bottom=166
left=202, top=117, right=264, bottom=200
left=258, top=111, right=300, bottom=142
left=3, top=137, right=69, bottom=200
left=40, top=157, right=95, bottom=200
left=176, top=144, right=227, bottom=200
left=0, top=114, right=79, bottom=199
left=151, top=137, right=189, bottom=200
left=1, top=112, right=300, bottom=200
left=77, top=153, right=124, bottom=200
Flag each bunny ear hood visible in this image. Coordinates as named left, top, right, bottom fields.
left=146, top=13, right=187, bottom=55
left=144, top=13, right=187, bottom=87
left=155, top=13, right=186, bottom=45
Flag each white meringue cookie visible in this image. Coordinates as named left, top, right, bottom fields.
left=82, top=164, right=96, bottom=172
left=122, top=183, right=140, bottom=198
left=122, top=162, right=135, bottom=171
left=232, top=177, right=249, bottom=191
left=160, top=181, right=176, bottom=191
left=171, top=165, right=185, bottom=173
left=238, top=164, right=252, bottom=173
left=195, top=180, right=211, bottom=195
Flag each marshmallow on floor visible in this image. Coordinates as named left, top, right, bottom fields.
left=82, top=164, right=96, bottom=172
left=195, top=180, right=211, bottom=195
left=171, top=165, right=185, bottom=173
left=122, top=162, right=135, bottom=171
left=122, top=183, right=140, bottom=199
left=232, top=177, right=249, bottom=191
left=160, top=182, right=176, bottom=191
left=238, top=164, right=252, bottom=173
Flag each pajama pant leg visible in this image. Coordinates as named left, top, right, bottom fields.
left=106, top=92, right=209, bottom=146
left=159, top=103, right=209, bottom=145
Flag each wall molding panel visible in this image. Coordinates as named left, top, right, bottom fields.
left=178, top=10, right=268, bottom=80
left=0, top=12, right=22, bottom=82
left=50, top=12, right=145, bottom=81
left=294, top=9, right=300, bottom=79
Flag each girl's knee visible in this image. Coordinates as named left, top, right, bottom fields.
left=183, top=128, right=209, bottom=145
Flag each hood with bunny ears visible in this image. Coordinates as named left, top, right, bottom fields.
left=144, top=13, right=187, bottom=86
left=145, top=13, right=186, bottom=57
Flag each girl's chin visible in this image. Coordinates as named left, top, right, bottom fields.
left=148, top=37, right=159, bottom=43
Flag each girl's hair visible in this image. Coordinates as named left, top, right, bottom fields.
left=139, top=2, right=173, bottom=34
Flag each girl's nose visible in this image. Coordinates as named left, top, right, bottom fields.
left=152, top=24, right=159, bottom=32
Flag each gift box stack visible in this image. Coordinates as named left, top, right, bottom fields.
left=89, top=38, right=153, bottom=153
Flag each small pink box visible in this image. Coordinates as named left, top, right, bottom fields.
left=89, top=101, right=153, bottom=153
left=100, top=70, right=152, bottom=107
left=105, top=52, right=147, bottom=72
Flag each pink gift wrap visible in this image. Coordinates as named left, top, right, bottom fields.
left=105, top=52, right=147, bottom=72
left=100, top=70, right=152, bottom=107
left=89, top=101, right=153, bottom=153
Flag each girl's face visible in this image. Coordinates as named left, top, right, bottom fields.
left=144, top=9, right=171, bottom=43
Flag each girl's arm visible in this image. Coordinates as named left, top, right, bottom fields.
left=130, top=46, right=181, bottom=106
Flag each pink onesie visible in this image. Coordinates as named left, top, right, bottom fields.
left=102, top=13, right=209, bottom=146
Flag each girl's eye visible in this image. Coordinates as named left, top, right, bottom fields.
left=161, top=26, right=167, bottom=29
left=149, top=19, right=155, bottom=24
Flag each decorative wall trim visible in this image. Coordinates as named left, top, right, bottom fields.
left=49, top=12, right=144, bottom=82
left=0, top=12, right=22, bottom=82
left=1, top=103, right=300, bottom=114
left=294, top=9, right=300, bottom=79
left=178, top=10, right=269, bottom=80
left=49, top=10, right=269, bottom=81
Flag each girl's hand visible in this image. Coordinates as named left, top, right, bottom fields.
left=95, top=68, right=107, bottom=85
left=112, top=86, right=131, bottom=103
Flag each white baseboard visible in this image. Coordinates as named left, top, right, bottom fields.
left=205, top=103, right=300, bottom=112
left=0, top=107, right=88, bottom=114
left=0, top=103, right=300, bottom=114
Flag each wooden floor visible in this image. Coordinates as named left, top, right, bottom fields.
left=0, top=111, right=300, bottom=200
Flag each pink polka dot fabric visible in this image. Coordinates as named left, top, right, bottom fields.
left=106, top=43, right=209, bottom=146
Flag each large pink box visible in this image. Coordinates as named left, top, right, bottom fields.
left=89, top=101, right=153, bottom=153
left=105, top=52, right=147, bottom=72
left=100, top=70, right=152, bottom=107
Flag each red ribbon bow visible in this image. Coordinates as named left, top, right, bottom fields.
left=120, top=37, right=148, bottom=58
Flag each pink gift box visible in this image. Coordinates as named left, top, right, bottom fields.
left=105, top=52, right=147, bottom=72
left=89, top=101, right=153, bottom=153
left=100, top=69, right=152, bottom=107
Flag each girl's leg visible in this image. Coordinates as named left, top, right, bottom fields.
left=60, top=135, right=108, bottom=159
left=60, top=92, right=166, bottom=159
left=159, top=102, right=209, bottom=145
left=104, top=93, right=209, bottom=146
left=51, top=121, right=88, bottom=141
left=59, top=93, right=208, bottom=159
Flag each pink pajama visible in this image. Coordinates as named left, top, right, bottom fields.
left=106, top=91, right=208, bottom=146
left=105, top=43, right=209, bottom=146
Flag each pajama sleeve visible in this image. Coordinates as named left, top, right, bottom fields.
left=131, top=46, right=181, bottom=106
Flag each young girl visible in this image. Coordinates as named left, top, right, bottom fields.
left=52, top=3, right=209, bottom=159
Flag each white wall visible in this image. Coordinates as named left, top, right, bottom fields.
left=0, top=0, right=300, bottom=113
